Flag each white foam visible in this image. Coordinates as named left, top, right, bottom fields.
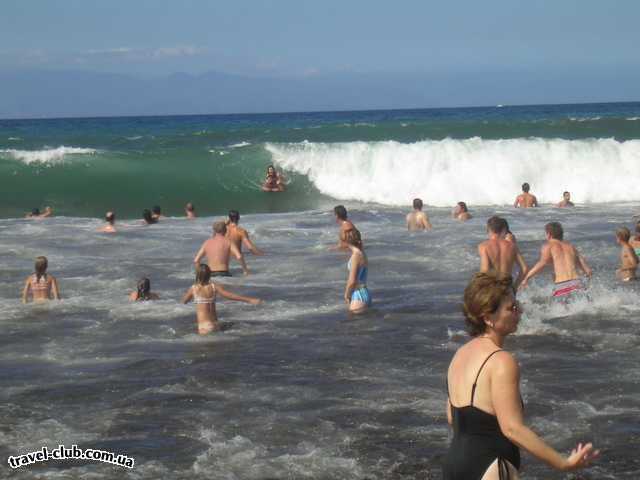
left=0, top=146, right=97, bottom=165
left=267, top=138, right=640, bottom=206
left=568, top=116, right=601, bottom=122
left=627, top=117, right=640, bottom=121
left=228, top=141, right=251, bottom=148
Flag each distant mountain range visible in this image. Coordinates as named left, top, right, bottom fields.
left=1, top=67, right=639, bottom=119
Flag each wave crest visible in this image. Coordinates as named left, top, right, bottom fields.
left=0, top=146, right=97, bottom=165
left=267, top=138, right=640, bottom=206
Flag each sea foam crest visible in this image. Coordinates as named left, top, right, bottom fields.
left=267, top=137, right=640, bottom=206
left=0, top=146, right=97, bottom=164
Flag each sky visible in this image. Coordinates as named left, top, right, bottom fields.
left=1, top=0, right=639, bottom=116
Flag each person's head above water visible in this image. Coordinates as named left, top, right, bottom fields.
left=413, top=198, right=423, bottom=211
left=545, top=221, right=564, bottom=240
left=31, top=208, right=40, bottom=216
left=105, top=211, right=115, bottom=224
left=137, top=277, right=151, bottom=300
left=334, top=205, right=348, bottom=221
left=487, top=216, right=507, bottom=234
left=213, top=221, right=227, bottom=236
left=344, top=228, right=363, bottom=249
left=563, top=191, right=571, bottom=200
left=152, top=206, right=161, bottom=215
left=463, top=271, right=517, bottom=337
left=142, top=209, right=156, bottom=224
left=616, top=227, right=631, bottom=243
left=185, top=202, right=194, bottom=212
left=522, top=183, right=531, bottom=193
left=195, top=263, right=212, bottom=285
left=457, top=202, right=468, bottom=213
left=228, top=210, right=240, bottom=224
left=34, top=256, right=48, bottom=280
left=266, top=165, right=276, bottom=176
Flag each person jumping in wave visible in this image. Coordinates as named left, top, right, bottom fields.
left=129, top=277, right=160, bottom=301
left=262, top=165, right=285, bottom=192
left=406, top=198, right=432, bottom=230
left=344, top=229, right=371, bottom=314
left=514, top=183, right=538, bottom=208
left=443, top=271, right=599, bottom=479
left=21, top=256, right=60, bottom=303
left=615, top=227, right=638, bottom=282
left=478, top=216, right=528, bottom=288
left=182, top=264, right=261, bottom=334
left=519, top=222, right=592, bottom=299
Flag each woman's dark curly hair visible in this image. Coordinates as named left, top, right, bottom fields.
left=463, top=272, right=514, bottom=336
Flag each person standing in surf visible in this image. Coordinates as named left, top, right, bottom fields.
left=406, top=198, right=432, bottom=230
left=226, top=210, right=264, bottom=256
left=478, top=216, right=528, bottom=288
left=615, top=227, right=638, bottom=282
left=557, top=191, right=575, bottom=208
left=344, top=228, right=371, bottom=314
left=628, top=221, right=640, bottom=257
left=194, top=221, right=248, bottom=276
left=514, top=183, right=538, bottom=208
left=185, top=202, right=197, bottom=219
left=443, top=271, right=599, bottom=479
left=182, top=264, right=261, bottom=334
left=21, top=256, right=61, bottom=303
left=519, top=222, right=592, bottom=298
left=330, top=205, right=357, bottom=250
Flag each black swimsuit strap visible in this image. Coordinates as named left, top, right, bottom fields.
left=470, top=350, right=503, bottom=406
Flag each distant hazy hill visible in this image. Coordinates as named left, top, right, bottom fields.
left=1, top=67, right=638, bottom=118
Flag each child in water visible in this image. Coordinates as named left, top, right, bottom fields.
left=182, top=264, right=261, bottom=334
left=129, top=277, right=160, bottom=301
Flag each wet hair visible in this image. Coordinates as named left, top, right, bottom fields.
left=545, top=222, right=564, bottom=240
left=457, top=202, right=468, bottom=213
left=616, top=227, right=631, bottom=242
left=142, top=209, right=156, bottom=224
left=486, top=216, right=507, bottom=234
left=105, top=211, right=115, bottom=224
left=522, top=183, right=530, bottom=193
left=266, top=165, right=276, bottom=175
left=334, top=205, right=348, bottom=220
left=563, top=191, right=570, bottom=196
left=186, top=202, right=194, bottom=212
left=213, top=221, right=227, bottom=235
left=413, top=198, right=423, bottom=210
left=31, top=208, right=40, bottom=216
left=195, top=263, right=212, bottom=285
left=152, top=205, right=161, bottom=215
left=34, top=256, right=48, bottom=282
left=344, top=228, right=363, bottom=250
left=463, top=272, right=514, bottom=337
left=228, top=210, right=240, bottom=224
left=137, top=277, right=151, bottom=301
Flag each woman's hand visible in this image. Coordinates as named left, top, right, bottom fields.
left=562, top=442, right=599, bottom=471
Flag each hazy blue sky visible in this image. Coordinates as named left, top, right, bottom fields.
left=1, top=1, right=639, bottom=116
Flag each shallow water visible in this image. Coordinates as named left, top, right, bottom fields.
left=1, top=204, right=639, bottom=479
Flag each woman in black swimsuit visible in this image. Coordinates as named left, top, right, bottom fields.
left=443, top=272, right=599, bottom=479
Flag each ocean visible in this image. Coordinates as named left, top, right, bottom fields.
left=1, top=103, right=640, bottom=479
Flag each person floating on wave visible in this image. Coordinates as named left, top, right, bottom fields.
left=262, top=165, right=285, bottom=192
left=185, top=202, right=197, bottom=219
left=514, top=183, right=538, bottom=208
left=519, top=222, right=592, bottom=299
left=21, top=256, right=60, bottom=303
left=182, top=264, right=261, bottom=334
left=344, top=228, right=371, bottom=314
left=557, top=191, right=575, bottom=208
left=406, top=198, right=432, bottom=231
left=330, top=205, right=357, bottom=250
left=151, top=205, right=164, bottom=221
left=194, top=221, right=248, bottom=276
left=129, top=277, right=160, bottom=301
left=615, top=227, right=638, bottom=282
left=97, top=211, right=117, bottom=233
left=452, top=202, right=472, bottom=221
left=478, top=216, right=528, bottom=288
left=628, top=221, right=640, bottom=257
left=443, top=271, right=599, bottom=480
left=226, top=210, right=264, bottom=257
left=25, top=206, right=53, bottom=219
left=142, top=209, right=157, bottom=225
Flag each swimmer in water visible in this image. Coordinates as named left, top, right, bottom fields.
left=262, top=165, right=285, bottom=192
left=478, top=216, right=528, bottom=288
left=344, top=228, right=371, bottom=314
left=142, top=209, right=157, bottom=225
left=182, top=264, right=261, bottom=334
left=615, top=227, right=638, bottom=282
left=185, top=202, right=196, bottom=219
left=25, top=206, right=53, bottom=219
left=151, top=205, right=163, bottom=221
left=97, top=211, right=117, bottom=233
left=406, top=198, right=432, bottom=231
left=452, top=202, right=472, bottom=221
left=21, top=256, right=60, bottom=303
left=557, top=191, right=575, bottom=208
left=514, top=182, right=538, bottom=208
left=519, top=222, right=592, bottom=299
left=330, top=205, right=357, bottom=250
left=129, top=277, right=160, bottom=301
